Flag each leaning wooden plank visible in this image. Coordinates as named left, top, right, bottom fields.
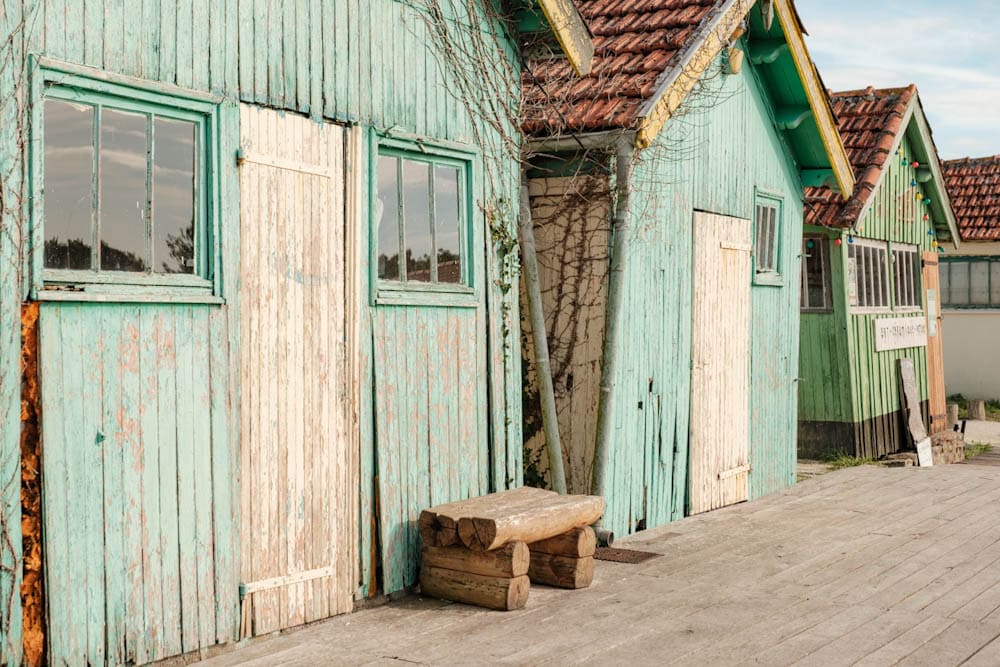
left=528, top=554, right=594, bottom=590
left=419, top=566, right=530, bottom=611
left=529, top=527, right=597, bottom=558
left=422, top=542, right=529, bottom=579
left=420, top=487, right=556, bottom=547
left=458, top=495, right=605, bottom=552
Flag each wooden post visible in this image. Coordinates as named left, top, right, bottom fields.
left=419, top=566, right=530, bottom=611
left=421, top=542, right=529, bottom=578
left=947, top=403, right=960, bottom=429
left=528, top=553, right=595, bottom=589
left=969, top=399, right=987, bottom=421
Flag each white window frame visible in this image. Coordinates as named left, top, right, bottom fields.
left=753, top=192, right=783, bottom=286
left=891, top=243, right=922, bottom=311
left=800, top=235, right=832, bottom=312
left=848, top=238, right=891, bottom=313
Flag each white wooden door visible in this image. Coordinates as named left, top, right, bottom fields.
left=689, top=212, right=751, bottom=514
left=238, top=105, right=358, bottom=636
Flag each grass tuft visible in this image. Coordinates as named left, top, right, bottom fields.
left=825, top=454, right=876, bottom=470
left=965, top=442, right=994, bottom=460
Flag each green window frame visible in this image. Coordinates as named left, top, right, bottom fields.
left=371, top=134, right=476, bottom=306
left=753, top=191, right=783, bottom=286
left=940, top=256, right=1000, bottom=309
left=800, top=234, right=832, bottom=312
left=29, top=57, right=222, bottom=302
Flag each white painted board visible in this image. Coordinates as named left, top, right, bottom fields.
left=874, top=317, right=928, bottom=352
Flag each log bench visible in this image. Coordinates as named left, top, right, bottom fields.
left=418, top=487, right=605, bottom=610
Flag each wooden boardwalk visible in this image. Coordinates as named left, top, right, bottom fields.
left=196, top=464, right=1000, bottom=666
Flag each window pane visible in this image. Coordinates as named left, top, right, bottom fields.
left=971, top=261, right=990, bottom=305
left=100, top=108, right=149, bottom=272
left=940, top=263, right=950, bottom=304
left=991, top=263, right=1000, bottom=306
left=768, top=207, right=778, bottom=271
left=434, top=166, right=462, bottom=284
left=153, top=117, right=196, bottom=274
left=44, top=99, right=95, bottom=270
left=806, top=239, right=826, bottom=308
left=377, top=156, right=400, bottom=280
left=403, top=160, right=432, bottom=282
left=950, top=261, right=970, bottom=305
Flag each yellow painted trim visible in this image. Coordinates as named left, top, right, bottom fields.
left=773, top=0, right=854, bottom=199
left=537, top=0, right=594, bottom=76
left=636, top=1, right=749, bottom=150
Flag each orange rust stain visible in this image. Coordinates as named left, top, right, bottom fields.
left=20, top=303, right=45, bottom=667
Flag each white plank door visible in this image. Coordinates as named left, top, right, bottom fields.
left=689, top=212, right=752, bottom=514
left=238, top=105, right=358, bottom=636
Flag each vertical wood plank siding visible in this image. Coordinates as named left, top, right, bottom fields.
left=37, top=304, right=237, bottom=665
left=0, top=2, right=523, bottom=654
left=528, top=57, right=803, bottom=539
left=238, top=106, right=356, bottom=635
left=800, top=133, right=935, bottom=459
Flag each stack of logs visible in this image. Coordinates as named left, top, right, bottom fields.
left=418, top=487, right=604, bottom=610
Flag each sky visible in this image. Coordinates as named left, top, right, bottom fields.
left=795, top=0, right=1000, bottom=160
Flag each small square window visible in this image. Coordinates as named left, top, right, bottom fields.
left=373, top=139, right=472, bottom=303
left=754, top=194, right=782, bottom=284
left=800, top=235, right=831, bottom=312
left=32, top=60, right=219, bottom=301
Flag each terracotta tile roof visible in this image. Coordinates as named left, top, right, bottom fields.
left=942, top=156, right=1000, bottom=241
left=804, top=85, right=917, bottom=228
left=522, top=0, right=721, bottom=136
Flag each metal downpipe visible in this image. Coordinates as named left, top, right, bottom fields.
left=519, top=176, right=568, bottom=494
left=591, top=138, right=634, bottom=513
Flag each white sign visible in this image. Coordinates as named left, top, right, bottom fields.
left=916, top=438, right=934, bottom=467
left=874, top=317, right=927, bottom=352
left=926, top=288, right=938, bottom=337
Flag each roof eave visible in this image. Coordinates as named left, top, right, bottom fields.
left=634, top=0, right=749, bottom=150
left=536, top=0, right=595, bottom=76
left=772, top=0, right=854, bottom=199
left=909, top=101, right=961, bottom=249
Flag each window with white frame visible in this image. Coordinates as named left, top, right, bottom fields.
left=800, top=235, right=831, bottom=311
left=35, top=63, right=217, bottom=296
left=375, top=142, right=470, bottom=290
left=848, top=239, right=891, bottom=310
left=754, top=194, right=782, bottom=281
left=892, top=244, right=922, bottom=309
left=940, top=257, right=1000, bottom=308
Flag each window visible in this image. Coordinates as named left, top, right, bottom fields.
left=754, top=194, right=782, bottom=283
left=891, top=244, right=921, bottom=309
left=941, top=257, right=1000, bottom=308
left=800, top=235, right=831, bottom=311
left=374, top=139, right=471, bottom=297
left=848, top=239, right=891, bottom=310
left=32, top=60, right=218, bottom=298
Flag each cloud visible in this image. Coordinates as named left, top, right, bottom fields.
left=796, top=0, right=1000, bottom=159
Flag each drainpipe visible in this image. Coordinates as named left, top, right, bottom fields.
left=591, top=137, right=635, bottom=519
left=519, top=175, right=568, bottom=495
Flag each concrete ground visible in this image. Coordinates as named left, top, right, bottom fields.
left=198, top=464, right=1000, bottom=666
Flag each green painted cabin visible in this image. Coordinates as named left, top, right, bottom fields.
left=520, top=0, right=854, bottom=538
left=797, top=86, right=960, bottom=460
left=0, top=1, right=589, bottom=663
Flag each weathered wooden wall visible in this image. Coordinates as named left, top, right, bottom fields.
left=238, top=106, right=357, bottom=635
left=37, top=303, right=239, bottom=665
left=529, top=56, right=804, bottom=539
left=0, top=1, right=525, bottom=656
left=800, top=132, right=936, bottom=459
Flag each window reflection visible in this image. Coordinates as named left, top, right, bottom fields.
left=377, top=156, right=400, bottom=280
left=100, top=108, right=148, bottom=271
left=435, top=166, right=461, bottom=284
left=44, top=99, right=95, bottom=270
left=154, top=117, right=196, bottom=273
left=403, top=160, right=432, bottom=282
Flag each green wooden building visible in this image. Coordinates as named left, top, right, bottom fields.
left=798, top=85, right=960, bottom=460
left=520, top=0, right=854, bottom=538
left=0, top=1, right=589, bottom=663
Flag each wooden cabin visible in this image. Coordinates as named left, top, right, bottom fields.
left=0, top=2, right=590, bottom=664
left=798, top=86, right=960, bottom=460
left=940, top=156, right=1000, bottom=400
left=519, top=0, right=854, bottom=538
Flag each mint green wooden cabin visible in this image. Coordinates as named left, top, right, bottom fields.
left=521, top=0, right=854, bottom=538
left=798, top=86, right=960, bottom=460
left=0, top=1, right=589, bottom=663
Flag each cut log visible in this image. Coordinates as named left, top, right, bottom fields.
left=419, top=566, right=530, bottom=611
left=528, top=553, right=594, bottom=589
left=529, top=527, right=596, bottom=558
left=420, top=487, right=556, bottom=547
left=969, top=399, right=986, bottom=421
left=422, top=542, right=529, bottom=578
left=458, top=495, right=605, bottom=552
